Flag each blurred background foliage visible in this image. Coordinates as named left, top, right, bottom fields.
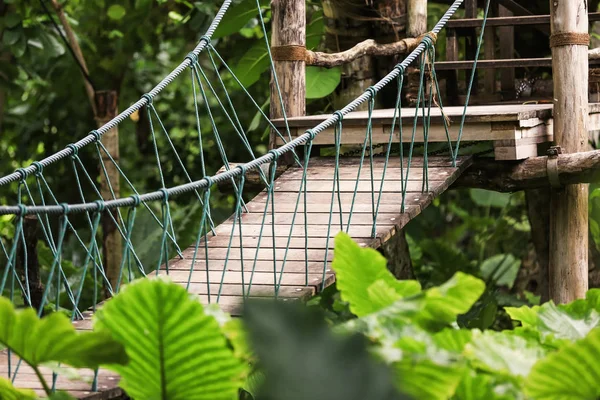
left=0, top=0, right=598, bottom=327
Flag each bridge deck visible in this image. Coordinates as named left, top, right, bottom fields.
left=272, top=103, right=600, bottom=160
left=2, top=155, right=471, bottom=398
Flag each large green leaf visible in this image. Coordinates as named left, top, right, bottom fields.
left=306, top=66, right=341, bottom=99
left=232, top=41, right=270, bottom=88
left=212, top=0, right=269, bottom=39
left=480, top=254, right=520, bottom=288
left=0, top=297, right=127, bottom=369
left=0, top=377, right=36, bottom=400
left=525, top=328, right=600, bottom=400
left=506, top=298, right=600, bottom=346
left=243, top=299, right=405, bottom=400
left=94, top=277, right=244, bottom=400
left=466, top=330, right=545, bottom=378
left=417, top=272, right=486, bottom=330
left=396, top=360, right=466, bottom=400
left=332, top=232, right=421, bottom=317
left=469, top=189, right=511, bottom=208
left=306, top=10, right=324, bottom=49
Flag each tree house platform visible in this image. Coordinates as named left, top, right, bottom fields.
left=272, top=104, right=600, bottom=160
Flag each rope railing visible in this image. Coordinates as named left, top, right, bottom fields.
left=0, top=0, right=466, bottom=216
left=0, top=0, right=233, bottom=187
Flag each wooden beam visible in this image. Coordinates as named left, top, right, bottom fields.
left=447, top=12, right=600, bottom=28
left=452, top=150, right=600, bottom=192
left=269, top=0, right=305, bottom=153
left=549, top=0, right=589, bottom=303
left=306, top=37, right=420, bottom=68
left=434, top=57, right=600, bottom=70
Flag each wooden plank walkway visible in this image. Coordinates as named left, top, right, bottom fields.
left=2, top=155, right=471, bottom=398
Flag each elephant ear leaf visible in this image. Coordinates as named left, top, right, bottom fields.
left=0, top=297, right=127, bottom=370
left=0, top=376, right=37, bottom=400
left=94, top=277, right=245, bottom=400
left=525, top=328, right=600, bottom=400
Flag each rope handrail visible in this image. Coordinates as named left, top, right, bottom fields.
left=0, top=0, right=464, bottom=216
left=0, top=0, right=234, bottom=187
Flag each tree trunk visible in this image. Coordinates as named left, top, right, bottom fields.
left=95, top=91, right=122, bottom=296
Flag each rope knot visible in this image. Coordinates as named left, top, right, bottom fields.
left=550, top=32, right=589, bottom=48
left=90, top=130, right=102, bottom=142
left=31, top=162, right=44, bottom=177
left=15, top=168, right=28, bottom=182
left=130, top=194, right=141, bottom=207
left=203, top=175, right=214, bottom=188
left=60, top=203, right=70, bottom=215
left=159, top=188, right=169, bottom=203
left=17, top=204, right=27, bottom=216
left=93, top=199, right=106, bottom=213
left=66, top=144, right=79, bottom=158
left=199, top=35, right=211, bottom=46
left=306, top=129, right=317, bottom=141
left=268, top=148, right=281, bottom=160
left=418, top=31, right=438, bottom=49
left=185, top=52, right=198, bottom=65
left=235, top=164, right=248, bottom=176
left=142, top=93, right=154, bottom=106
left=332, top=111, right=344, bottom=124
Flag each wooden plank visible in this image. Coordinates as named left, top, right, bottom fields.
left=435, top=58, right=600, bottom=70
left=446, top=12, right=600, bottom=28
left=273, top=104, right=557, bottom=126
left=272, top=179, right=448, bottom=193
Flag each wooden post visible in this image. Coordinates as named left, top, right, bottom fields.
left=445, top=29, right=460, bottom=105
left=269, top=0, right=305, bottom=154
left=483, top=4, right=497, bottom=97
left=95, top=90, right=122, bottom=295
left=16, top=216, right=44, bottom=311
left=498, top=5, right=516, bottom=100
left=549, top=0, right=589, bottom=303
left=464, top=0, right=479, bottom=97
left=406, top=0, right=428, bottom=106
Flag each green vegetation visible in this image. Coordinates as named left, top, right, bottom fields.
left=1, top=233, right=599, bottom=399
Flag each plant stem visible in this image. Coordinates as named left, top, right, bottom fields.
left=32, top=365, right=52, bottom=396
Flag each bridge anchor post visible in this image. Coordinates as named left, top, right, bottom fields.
left=548, top=0, right=589, bottom=303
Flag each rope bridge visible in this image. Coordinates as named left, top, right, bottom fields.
left=0, top=0, right=490, bottom=397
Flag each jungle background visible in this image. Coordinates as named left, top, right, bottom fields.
left=1, top=0, right=600, bottom=331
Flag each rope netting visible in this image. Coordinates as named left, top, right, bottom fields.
left=0, top=0, right=491, bottom=392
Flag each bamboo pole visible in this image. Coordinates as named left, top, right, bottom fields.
left=549, top=0, right=589, bottom=303
left=269, top=0, right=306, bottom=154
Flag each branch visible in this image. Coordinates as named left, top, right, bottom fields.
left=452, top=150, right=600, bottom=192
left=306, top=37, right=421, bottom=68
left=49, top=0, right=96, bottom=116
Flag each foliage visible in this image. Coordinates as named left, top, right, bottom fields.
left=0, top=296, right=127, bottom=398
left=94, top=277, right=245, bottom=400
left=243, top=299, right=406, bottom=400
left=329, top=233, right=600, bottom=400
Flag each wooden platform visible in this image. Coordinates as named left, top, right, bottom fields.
left=2, top=155, right=471, bottom=398
left=272, top=104, right=600, bottom=160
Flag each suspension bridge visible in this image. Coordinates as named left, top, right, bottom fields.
left=1, top=0, right=598, bottom=397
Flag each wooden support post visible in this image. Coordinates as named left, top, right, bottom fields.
left=549, top=0, right=589, bottom=303
left=498, top=5, right=515, bottom=100
left=269, top=0, right=305, bottom=157
left=465, top=0, right=479, bottom=97
left=445, top=29, right=460, bottom=105
left=95, top=90, right=122, bottom=296
left=406, top=0, right=428, bottom=106
left=16, top=216, right=44, bottom=311
left=484, top=3, right=497, bottom=97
